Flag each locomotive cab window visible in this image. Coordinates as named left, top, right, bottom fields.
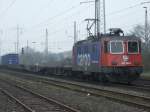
left=110, top=41, right=124, bottom=54
left=128, top=41, right=139, bottom=53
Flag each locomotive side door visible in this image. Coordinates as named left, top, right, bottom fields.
left=90, top=42, right=101, bottom=72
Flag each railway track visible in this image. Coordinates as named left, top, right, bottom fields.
left=3, top=68, right=150, bottom=93
left=133, top=78, right=150, bottom=88
left=0, top=88, right=27, bottom=112
left=55, top=76, right=150, bottom=93
left=1, top=70, right=150, bottom=110
left=26, top=76, right=150, bottom=110
left=0, top=88, right=34, bottom=112
left=116, top=83, right=150, bottom=93
left=4, top=69, right=150, bottom=93
left=0, top=79, right=80, bottom=112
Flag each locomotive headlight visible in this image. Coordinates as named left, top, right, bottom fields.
left=123, top=55, right=129, bottom=62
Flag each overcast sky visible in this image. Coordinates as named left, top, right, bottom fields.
left=0, top=0, right=149, bottom=55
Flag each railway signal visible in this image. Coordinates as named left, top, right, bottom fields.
left=21, top=48, right=24, bottom=54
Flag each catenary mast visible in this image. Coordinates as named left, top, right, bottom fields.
left=83, top=0, right=106, bottom=37
left=95, top=0, right=106, bottom=36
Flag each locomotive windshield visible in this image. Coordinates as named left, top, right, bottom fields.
left=128, top=41, right=139, bottom=53
left=110, top=41, right=124, bottom=54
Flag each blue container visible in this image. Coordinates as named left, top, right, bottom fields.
left=1, top=54, right=19, bottom=65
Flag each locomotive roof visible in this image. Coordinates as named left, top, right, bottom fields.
left=75, top=35, right=141, bottom=45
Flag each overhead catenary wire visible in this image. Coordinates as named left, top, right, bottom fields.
left=108, top=3, right=140, bottom=16
left=29, top=3, right=81, bottom=30
left=1, top=1, right=148, bottom=32
left=2, top=1, right=149, bottom=50
left=4, top=1, right=142, bottom=36
left=108, top=1, right=150, bottom=16
left=1, top=1, right=147, bottom=40
left=44, top=2, right=147, bottom=36
left=24, top=1, right=146, bottom=33
left=0, top=0, right=17, bottom=18
left=23, top=4, right=89, bottom=35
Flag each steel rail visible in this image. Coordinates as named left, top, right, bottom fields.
left=114, top=84, right=150, bottom=92
left=1, top=70, right=150, bottom=110
left=6, top=69, right=150, bottom=92
left=2, top=69, right=150, bottom=91
left=26, top=76, right=150, bottom=110
left=0, top=88, right=35, bottom=112
left=15, top=84, right=80, bottom=112
left=0, top=80, right=80, bottom=112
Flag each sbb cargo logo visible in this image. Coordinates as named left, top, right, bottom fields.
left=77, top=54, right=91, bottom=67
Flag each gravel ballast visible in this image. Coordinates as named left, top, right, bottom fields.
left=0, top=72, right=148, bottom=112
left=0, top=90, right=26, bottom=112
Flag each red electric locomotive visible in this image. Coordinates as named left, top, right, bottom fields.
left=72, top=28, right=143, bottom=83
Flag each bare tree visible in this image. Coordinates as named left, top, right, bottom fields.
left=19, top=47, right=72, bottom=67
left=130, top=23, right=150, bottom=50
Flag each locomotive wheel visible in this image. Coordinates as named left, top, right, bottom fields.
left=99, top=74, right=108, bottom=83
left=127, top=81, right=132, bottom=85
